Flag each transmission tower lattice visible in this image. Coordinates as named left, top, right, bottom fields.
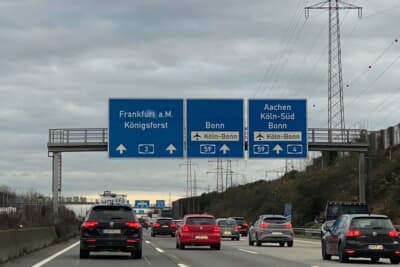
left=305, top=0, right=362, bottom=141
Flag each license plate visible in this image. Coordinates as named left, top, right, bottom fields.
left=103, top=229, right=121, bottom=234
left=195, top=235, right=208, bottom=240
left=368, top=245, right=383, bottom=250
left=271, top=232, right=283, bottom=235
left=224, top=231, right=231, bottom=235
left=162, top=225, right=169, bottom=228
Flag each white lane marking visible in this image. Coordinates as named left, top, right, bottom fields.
left=32, top=241, right=80, bottom=267
left=177, top=264, right=189, bottom=267
left=155, top=247, right=165, bottom=253
left=239, top=248, right=259, bottom=255
left=311, top=266, right=320, bottom=267
left=145, top=240, right=151, bottom=244
left=144, top=256, right=153, bottom=266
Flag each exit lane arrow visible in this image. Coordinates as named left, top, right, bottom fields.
left=166, top=144, right=177, bottom=154
left=219, top=144, right=230, bottom=154
left=116, top=144, right=127, bottom=155
left=273, top=144, right=283, bottom=155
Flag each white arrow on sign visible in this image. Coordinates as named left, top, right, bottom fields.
left=219, top=144, right=230, bottom=154
left=116, top=144, right=127, bottom=155
left=166, top=144, right=177, bottom=154
left=273, top=144, right=283, bottom=155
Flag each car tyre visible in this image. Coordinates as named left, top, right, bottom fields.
left=179, top=243, right=185, bottom=250
left=237, top=236, right=240, bottom=241
left=256, top=234, right=262, bottom=247
left=171, top=233, right=175, bottom=237
left=279, top=242, right=285, bottom=247
left=231, top=237, right=235, bottom=241
left=321, top=241, right=331, bottom=260
left=176, top=242, right=179, bottom=249
left=371, top=256, right=380, bottom=263
left=248, top=234, right=254, bottom=246
left=212, top=244, right=221, bottom=250
left=79, top=249, right=89, bottom=259
left=287, top=241, right=293, bottom=247
left=390, top=257, right=400, bottom=264
left=338, top=243, right=349, bottom=263
left=131, top=249, right=142, bottom=259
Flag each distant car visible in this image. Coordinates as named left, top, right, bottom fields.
left=248, top=215, right=294, bottom=247
left=79, top=204, right=142, bottom=259
left=151, top=217, right=176, bottom=237
left=173, top=219, right=183, bottom=227
left=176, top=214, right=221, bottom=250
left=230, top=216, right=249, bottom=236
left=321, top=214, right=400, bottom=264
left=138, top=217, right=149, bottom=229
left=216, top=218, right=240, bottom=241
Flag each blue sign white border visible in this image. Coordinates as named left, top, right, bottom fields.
left=108, top=97, right=185, bottom=159
left=186, top=98, right=245, bottom=159
left=247, top=98, right=309, bottom=159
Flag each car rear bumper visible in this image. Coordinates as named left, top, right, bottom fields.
left=80, top=238, right=141, bottom=252
left=179, top=233, right=220, bottom=245
left=343, top=244, right=400, bottom=258
left=153, top=228, right=174, bottom=235
left=258, top=233, right=293, bottom=243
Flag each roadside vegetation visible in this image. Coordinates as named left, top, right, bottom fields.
left=196, top=146, right=400, bottom=226
left=0, top=188, right=77, bottom=239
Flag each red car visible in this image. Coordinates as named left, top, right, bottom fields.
left=176, top=214, right=221, bottom=250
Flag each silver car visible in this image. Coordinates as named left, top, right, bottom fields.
left=248, top=215, right=294, bottom=247
left=216, top=218, right=240, bottom=241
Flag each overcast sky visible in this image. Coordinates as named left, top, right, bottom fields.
left=0, top=0, right=399, bottom=203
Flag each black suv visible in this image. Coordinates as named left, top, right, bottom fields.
left=151, top=217, right=176, bottom=237
left=80, top=204, right=142, bottom=259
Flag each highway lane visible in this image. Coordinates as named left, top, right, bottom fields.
left=2, top=230, right=397, bottom=266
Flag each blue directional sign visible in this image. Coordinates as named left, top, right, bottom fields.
left=134, top=200, right=150, bottom=209
left=155, top=200, right=165, bottom=209
left=249, top=99, right=307, bottom=158
left=109, top=99, right=183, bottom=158
left=187, top=99, right=244, bottom=158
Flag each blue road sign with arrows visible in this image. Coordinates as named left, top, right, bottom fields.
left=248, top=99, right=307, bottom=158
left=109, top=99, right=184, bottom=158
left=186, top=99, right=244, bottom=158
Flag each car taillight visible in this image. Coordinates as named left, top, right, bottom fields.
left=388, top=230, right=399, bottom=238
left=153, top=223, right=161, bottom=228
left=125, top=221, right=141, bottom=229
left=213, top=226, right=220, bottom=233
left=242, top=223, right=248, bottom=227
left=170, top=223, right=176, bottom=228
left=234, top=225, right=239, bottom=230
left=260, top=222, right=269, bottom=228
left=82, top=221, right=99, bottom=228
left=181, top=225, right=189, bottom=232
left=285, top=223, right=292, bottom=229
left=346, top=229, right=362, bottom=237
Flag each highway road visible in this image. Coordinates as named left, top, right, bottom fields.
left=3, top=230, right=396, bottom=267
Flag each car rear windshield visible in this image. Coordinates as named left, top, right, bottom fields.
left=232, top=218, right=244, bottom=224
left=218, top=220, right=236, bottom=226
left=186, top=217, right=215, bottom=225
left=263, top=217, right=287, bottom=224
left=351, top=218, right=394, bottom=229
left=157, top=219, right=172, bottom=224
left=89, top=206, right=135, bottom=221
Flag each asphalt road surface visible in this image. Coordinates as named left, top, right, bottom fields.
left=3, top=230, right=397, bottom=267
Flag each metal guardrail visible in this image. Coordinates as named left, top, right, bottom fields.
left=48, top=128, right=108, bottom=144
left=48, top=128, right=367, bottom=145
left=293, top=228, right=321, bottom=237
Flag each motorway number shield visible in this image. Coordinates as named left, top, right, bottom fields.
left=368, top=245, right=383, bottom=250
left=195, top=235, right=208, bottom=240
left=103, top=229, right=121, bottom=234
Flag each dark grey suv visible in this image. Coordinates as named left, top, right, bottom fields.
left=80, top=204, right=142, bottom=259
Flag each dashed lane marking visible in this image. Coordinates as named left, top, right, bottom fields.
left=32, top=241, right=80, bottom=267
left=238, top=248, right=259, bottom=255
left=155, top=247, right=165, bottom=253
